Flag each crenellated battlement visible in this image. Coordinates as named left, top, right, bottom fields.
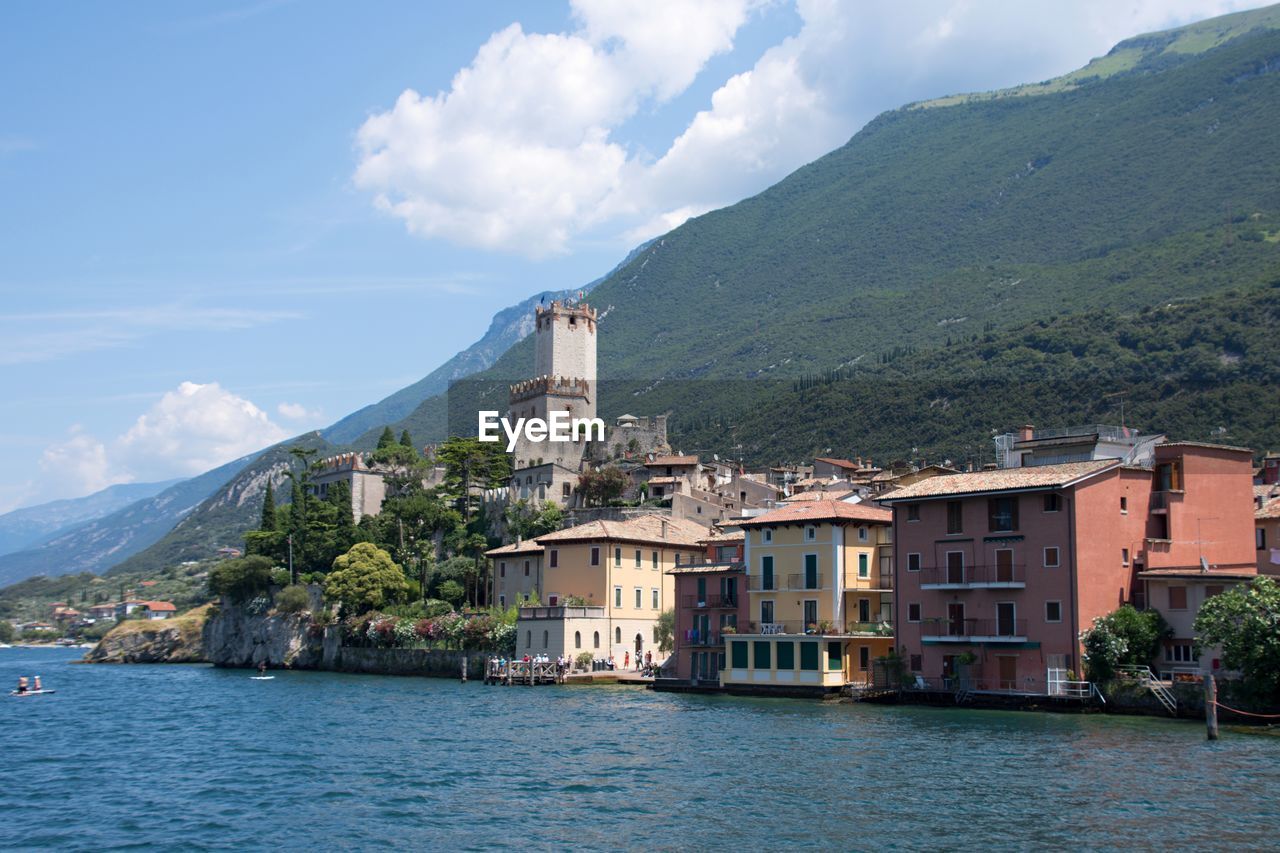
left=509, top=375, right=591, bottom=404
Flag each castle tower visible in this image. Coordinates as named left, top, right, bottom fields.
left=534, top=300, right=597, bottom=383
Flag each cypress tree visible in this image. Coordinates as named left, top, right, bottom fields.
left=377, top=427, right=396, bottom=450
left=260, top=480, right=277, bottom=531
left=399, top=429, right=414, bottom=451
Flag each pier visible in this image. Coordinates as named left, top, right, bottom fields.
left=484, top=659, right=564, bottom=685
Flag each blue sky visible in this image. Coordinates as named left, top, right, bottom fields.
left=0, top=0, right=1262, bottom=512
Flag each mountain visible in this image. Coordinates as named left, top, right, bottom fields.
left=323, top=242, right=649, bottom=445
left=0, top=479, right=180, bottom=558
left=0, top=458, right=254, bottom=588
left=106, top=433, right=337, bottom=577
left=380, top=8, right=1280, bottom=454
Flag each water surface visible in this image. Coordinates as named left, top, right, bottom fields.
left=2, top=647, right=1277, bottom=850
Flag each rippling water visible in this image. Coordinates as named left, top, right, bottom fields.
left=3, top=647, right=1278, bottom=850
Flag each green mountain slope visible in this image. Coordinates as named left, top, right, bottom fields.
left=383, top=11, right=1280, bottom=451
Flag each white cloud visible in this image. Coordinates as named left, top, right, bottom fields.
left=35, top=382, right=289, bottom=500
left=276, top=401, right=322, bottom=421
left=356, top=0, right=1257, bottom=253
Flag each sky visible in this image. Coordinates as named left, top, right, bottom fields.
left=0, top=0, right=1266, bottom=514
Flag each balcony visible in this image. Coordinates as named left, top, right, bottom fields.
left=747, top=576, right=779, bottom=592
left=786, top=572, right=824, bottom=591
left=920, top=617, right=1027, bottom=643
left=918, top=563, right=1026, bottom=590
left=680, top=594, right=740, bottom=609
left=681, top=629, right=723, bottom=647
left=846, top=572, right=893, bottom=590
left=846, top=620, right=893, bottom=636
left=745, top=622, right=787, bottom=635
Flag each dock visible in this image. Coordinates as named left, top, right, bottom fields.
left=484, top=659, right=564, bottom=685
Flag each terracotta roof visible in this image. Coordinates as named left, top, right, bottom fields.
left=1254, top=484, right=1280, bottom=501
left=485, top=540, right=545, bottom=557
left=739, top=500, right=891, bottom=528
left=1258, top=498, right=1280, bottom=520
left=668, top=561, right=745, bottom=575
left=647, top=476, right=683, bottom=485
left=814, top=457, right=858, bottom=469
left=1137, top=568, right=1257, bottom=580
left=699, top=529, right=744, bottom=544
left=645, top=455, right=699, bottom=467
left=143, top=601, right=177, bottom=611
left=879, top=460, right=1118, bottom=501
left=535, top=514, right=710, bottom=547
left=793, top=476, right=850, bottom=488
left=783, top=490, right=854, bottom=502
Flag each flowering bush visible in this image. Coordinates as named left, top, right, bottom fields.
left=393, top=617, right=418, bottom=646
left=367, top=616, right=399, bottom=647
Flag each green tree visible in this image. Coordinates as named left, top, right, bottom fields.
left=275, top=584, right=311, bottom=614
left=208, top=555, right=276, bottom=602
left=436, top=436, right=512, bottom=523
left=0, top=620, right=14, bottom=643
left=1080, top=604, right=1171, bottom=682
left=577, top=466, right=628, bottom=506
left=325, top=542, right=409, bottom=614
left=399, top=429, right=414, bottom=449
left=505, top=499, right=564, bottom=540
left=259, top=480, right=277, bottom=531
left=1195, top=576, right=1280, bottom=699
left=438, top=579, right=466, bottom=606
left=377, top=426, right=397, bottom=450
left=656, top=608, right=675, bottom=653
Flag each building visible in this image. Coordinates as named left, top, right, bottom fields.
left=1256, top=484, right=1280, bottom=576
left=994, top=423, right=1165, bottom=469
left=1258, top=451, right=1280, bottom=485
left=1137, top=567, right=1256, bottom=677
left=487, top=539, right=546, bottom=609
left=506, top=514, right=709, bottom=663
left=723, top=500, right=895, bottom=695
left=883, top=442, right=1256, bottom=695
left=667, top=529, right=748, bottom=685
left=87, top=604, right=118, bottom=622
left=115, top=600, right=178, bottom=620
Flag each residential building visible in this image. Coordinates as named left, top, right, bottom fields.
left=1137, top=567, right=1256, bottom=677
left=487, top=539, right=545, bottom=609
left=142, top=601, right=177, bottom=620
left=993, top=423, right=1165, bottom=469
left=667, top=530, right=748, bottom=685
left=505, top=514, right=709, bottom=663
left=87, top=604, right=118, bottom=622
left=883, top=442, right=1256, bottom=695
left=724, top=500, right=895, bottom=695
left=1256, top=484, right=1280, bottom=576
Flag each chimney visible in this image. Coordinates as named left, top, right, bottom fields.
left=661, top=518, right=669, bottom=538
left=1020, top=424, right=1035, bottom=441
left=516, top=534, right=522, bottom=546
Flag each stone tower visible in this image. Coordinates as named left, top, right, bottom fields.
left=507, top=299, right=599, bottom=475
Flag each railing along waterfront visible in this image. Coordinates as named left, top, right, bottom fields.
left=916, top=563, right=1026, bottom=587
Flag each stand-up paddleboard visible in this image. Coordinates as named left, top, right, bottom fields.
left=10, top=689, right=56, bottom=696
left=250, top=676, right=275, bottom=680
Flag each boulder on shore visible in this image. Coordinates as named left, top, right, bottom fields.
left=83, top=604, right=209, bottom=663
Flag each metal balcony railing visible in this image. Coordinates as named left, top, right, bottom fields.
left=747, top=576, right=778, bottom=591
left=917, top=563, right=1026, bottom=588
left=787, top=572, right=824, bottom=591
left=921, top=617, right=1027, bottom=639
left=680, top=594, right=739, bottom=609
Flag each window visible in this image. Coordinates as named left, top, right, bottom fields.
left=996, top=601, right=1017, bottom=636
left=731, top=640, right=748, bottom=669
left=1043, top=494, right=1061, bottom=513
left=524, top=560, right=530, bottom=577
left=776, top=641, right=795, bottom=670
left=799, top=642, right=819, bottom=671
left=805, top=526, right=816, bottom=541
left=858, top=527, right=868, bottom=542
left=946, top=551, right=964, bottom=585
left=1121, top=548, right=1129, bottom=567
left=906, top=503, right=920, bottom=521
left=542, top=630, right=549, bottom=649
left=590, top=547, right=600, bottom=567
left=859, top=646, right=870, bottom=671
left=804, top=554, right=818, bottom=588
left=907, top=553, right=921, bottom=572
left=499, top=595, right=505, bottom=608
left=696, top=577, right=706, bottom=603
left=988, top=497, right=1018, bottom=532
left=614, top=586, right=622, bottom=608
left=615, top=627, right=622, bottom=643
left=762, top=529, right=772, bottom=543
left=563, top=482, right=571, bottom=499
left=1168, top=586, right=1187, bottom=610
left=1257, top=528, right=1266, bottom=550
left=827, top=641, right=843, bottom=671
left=1045, top=601, right=1062, bottom=622
left=760, top=600, right=774, bottom=625
left=526, top=631, right=532, bottom=648
left=1167, top=643, right=1194, bottom=663
left=574, top=631, right=581, bottom=649
left=614, top=547, right=622, bottom=567
left=909, top=654, right=922, bottom=671
left=549, top=550, right=558, bottom=568
left=499, top=561, right=506, bottom=578
left=1044, top=547, right=1060, bottom=568
left=634, top=549, right=642, bottom=568
left=674, top=553, right=681, bottom=566
left=907, top=603, right=921, bottom=622
left=634, top=588, right=642, bottom=608
left=652, top=589, right=659, bottom=609
left=1206, top=585, right=1224, bottom=599
left=761, top=555, right=775, bottom=591
left=858, top=553, right=869, bottom=578
left=593, top=631, right=600, bottom=649
left=652, top=551, right=658, bottom=569
left=754, top=641, right=772, bottom=670
left=1120, top=496, right=1128, bottom=515
left=858, top=598, right=870, bottom=622
left=946, top=501, right=963, bottom=534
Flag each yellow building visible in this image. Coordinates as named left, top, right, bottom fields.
left=487, top=540, right=546, bottom=609
left=491, top=514, right=709, bottom=663
left=725, top=500, right=894, bottom=693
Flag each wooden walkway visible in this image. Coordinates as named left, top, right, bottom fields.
left=484, top=660, right=564, bottom=686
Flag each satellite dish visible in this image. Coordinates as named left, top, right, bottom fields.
left=713, top=454, right=719, bottom=461
left=1200, top=556, right=1210, bottom=573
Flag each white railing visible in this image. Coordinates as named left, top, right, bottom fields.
left=1118, top=665, right=1177, bottom=714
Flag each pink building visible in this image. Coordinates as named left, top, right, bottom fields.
left=665, top=531, right=748, bottom=686
left=883, top=443, right=1256, bottom=694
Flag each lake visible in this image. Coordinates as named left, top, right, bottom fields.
left=2, top=646, right=1278, bottom=850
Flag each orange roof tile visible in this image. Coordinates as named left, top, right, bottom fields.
left=535, top=514, right=709, bottom=547
left=484, top=540, right=545, bottom=557
left=143, top=601, right=177, bottom=611
left=880, top=460, right=1118, bottom=501
left=1258, top=498, right=1280, bottom=520
left=645, top=455, right=699, bottom=467
left=739, top=500, right=891, bottom=528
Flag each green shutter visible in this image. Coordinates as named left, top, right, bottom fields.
left=776, top=641, right=794, bottom=670
left=800, top=642, right=819, bottom=671
left=805, top=553, right=818, bottom=588
left=753, top=641, right=772, bottom=670
left=762, top=555, right=774, bottom=589
left=858, top=553, right=869, bottom=577
left=731, top=641, right=748, bottom=669
left=828, top=641, right=843, bottom=671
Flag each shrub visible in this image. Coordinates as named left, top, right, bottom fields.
left=208, top=556, right=275, bottom=602
left=275, top=585, right=310, bottom=614
left=1080, top=605, right=1170, bottom=682
left=575, top=651, right=594, bottom=671
left=270, top=568, right=292, bottom=587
